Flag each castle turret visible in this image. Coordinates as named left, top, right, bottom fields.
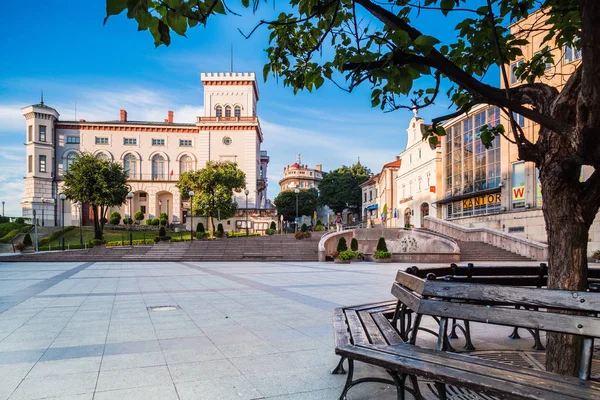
left=21, top=97, right=59, bottom=225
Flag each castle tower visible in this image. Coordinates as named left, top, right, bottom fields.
left=21, top=98, right=60, bottom=225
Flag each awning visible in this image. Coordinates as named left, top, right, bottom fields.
left=366, top=204, right=379, bottom=211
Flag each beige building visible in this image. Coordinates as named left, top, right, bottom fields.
left=360, top=174, right=379, bottom=225
left=437, top=10, right=600, bottom=254
left=377, top=158, right=401, bottom=228
left=278, top=154, right=323, bottom=191
left=21, top=72, right=276, bottom=231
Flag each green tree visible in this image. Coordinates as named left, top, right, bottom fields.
left=318, top=163, right=370, bottom=215
left=350, top=238, right=358, bottom=251
left=336, top=237, right=348, bottom=252
left=273, top=189, right=318, bottom=221
left=134, top=210, right=144, bottom=223
left=376, top=237, right=388, bottom=253
left=110, top=211, right=121, bottom=225
left=23, top=233, right=32, bottom=247
left=109, top=0, right=598, bottom=375
left=177, top=161, right=246, bottom=233
left=63, top=153, right=128, bottom=240
left=269, top=221, right=276, bottom=231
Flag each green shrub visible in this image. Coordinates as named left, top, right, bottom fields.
left=105, top=241, right=122, bottom=247
left=160, top=219, right=167, bottom=226
left=154, top=236, right=161, bottom=243
left=89, top=238, right=104, bottom=246
left=0, top=216, right=9, bottom=223
left=337, top=237, right=348, bottom=252
left=15, top=217, right=24, bottom=224
left=350, top=238, right=358, bottom=251
left=374, top=250, right=391, bottom=259
left=109, top=211, right=121, bottom=225
left=301, top=223, right=308, bottom=232
left=270, top=221, right=276, bottom=230
left=354, top=251, right=365, bottom=261
left=314, top=225, right=325, bottom=232
left=161, top=236, right=171, bottom=241
left=100, top=217, right=108, bottom=225
left=197, top=223, right=205, bottom=233
left=134, top=210, right=144, bottom=221
left=294, top=231, right=311, bottom=240
left=151, top=218, right=160, bottom=226
left=316, top=219, right=323, bottom=226
left=145, top=219, right=153, bottom=225
left=123, top=217, right=133, bottom=225
left=159, top=226, right=166, bottom=237
left=217, top=223, right=224, bottom=233
left=337, top=250, right=355, bottom=261
left=266, top=229, right=275, bottom=235
left=376, top=237, right=388, bottom=252
left=159, top=212, right=168, bottom=221
left=23, top=233, right=32, bottom=247
left=39, top=226, right=76, bottom=245
left=14, top=243, right=24, bottom=251
left=196, top=231, right=209, bottom=239
left=0, top=225, right=32, bottom=243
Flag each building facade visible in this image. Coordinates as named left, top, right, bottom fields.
left=21, top=72, right=275, bottom=231
left=360, top=174, right=379, bottom=225
left=436, top=10, right=600, bottom=254
left=278, top=154, right=323, bottom=191
left=395, top=110, right=441, bottom=228
left=377, top=158, right=401, bottom=228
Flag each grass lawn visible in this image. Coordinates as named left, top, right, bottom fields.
left=39, top=227, right=192, bottom=248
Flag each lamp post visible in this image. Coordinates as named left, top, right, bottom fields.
left=244, top=189, right=249, bottom=236
left=41, top=198, right=45, bottom=227
left=1, top=201, right=4, bottom=216
left=59, top=193, right=66, bottom=250
left=294, top=188, right=300, bottom=232
left=127, top=192, right=133, bottom=246
left=188, top=190, right=194, bottom=241
left=77, top=202, right=83, bottom=247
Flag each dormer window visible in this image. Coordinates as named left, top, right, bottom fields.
left=225, top=106, right=232, bottom=117
left=234, top=106, right=241, bottom=117
left=216, top=106, right=223, bottom=117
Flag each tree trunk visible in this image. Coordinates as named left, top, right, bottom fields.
left=539, top=158, right=589, bottom=376
left=92, top=205, right=102, bottom=240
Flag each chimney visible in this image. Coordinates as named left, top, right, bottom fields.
left=120, top=109, right=127, bottom=122
left=395, top=156, right=400, bottom=161
left=168, top=110, right=173, bottom=123
left=315, top=164, right=322, bottom=171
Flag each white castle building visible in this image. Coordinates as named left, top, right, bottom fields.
left=21, top=72, right=273, bottom=230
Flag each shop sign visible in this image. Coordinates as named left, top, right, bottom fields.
left=462, top=193, right=501, bottom=208
left=512, top=186, right=525, bottom=201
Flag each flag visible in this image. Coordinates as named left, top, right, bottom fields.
left=170, top=170, right=174, bottom=176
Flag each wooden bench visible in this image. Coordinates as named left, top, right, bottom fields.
left=333, top=270, right=600, bottom=399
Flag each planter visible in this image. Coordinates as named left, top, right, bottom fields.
left=352, top=258, right=364, bottom=262
left=374, top=257, right=392, bottom=263
left=334, top=258, right=351, bottom=264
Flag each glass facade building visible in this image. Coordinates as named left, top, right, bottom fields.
left=443, top=106, right=502, bottom=219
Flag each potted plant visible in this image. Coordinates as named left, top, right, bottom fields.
left=353, top=251, right=365, bottom=262
left=196, top=223, right=209, bottom=240
left=294, top=231, right=311, bottom=240
left=373, top=237, right=392, bottom=263
left=216, top=223, right=225, bottom=238
left=335, top=250, right=355, bottom=264
left=337, top=237, right=348, bottom=252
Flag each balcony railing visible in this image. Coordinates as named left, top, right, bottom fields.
left=126, top=174, right=180, bottom=182
left=196, top=116, right=258, bottom=123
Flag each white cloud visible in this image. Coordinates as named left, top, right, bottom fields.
left=0, top=104, right=26, bottom=133
left=0, top=146, right=25, bottom=217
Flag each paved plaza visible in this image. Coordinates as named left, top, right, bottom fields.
left=0, top=260, right=549, bottom=400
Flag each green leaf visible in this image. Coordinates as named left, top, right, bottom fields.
left=414, top=35, right=440, bottom=55
left=104, top=0, right=127, bottom=23
left=157, top=19, right=171, bottom=46
left=241, top=0, right=250, bottom=7
left=167, top=11, right=187, bottom=36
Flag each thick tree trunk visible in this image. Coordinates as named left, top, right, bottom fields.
left=92, top=205, right=102, bottom=240
left=539, top=154, right=590, bottom=376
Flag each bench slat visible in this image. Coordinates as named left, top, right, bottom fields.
left=371, top=312, right=404, bottom=345
left=348, top=300, right=397, bottom=311
left=395, top=271, right=425, bottom=292
left=391, top=282, right=421, bottom=311
left=422, top=280, right=600, bottom=313
left=418, top=298, right=600, bottom=337
left=345, top=310, right=369, bottom=345
left=358, top=311, right=387, bottom=346
left=332, top=308, right=350, bottom=348
left=337, top=344, right=594, bottom=400
left=445, top=276, right=545, bottom=286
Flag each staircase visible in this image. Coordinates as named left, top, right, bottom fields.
left=455, top=240, right=532, bottom=262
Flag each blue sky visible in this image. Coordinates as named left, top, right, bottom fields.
left=0, top=0, right=496, bottom=217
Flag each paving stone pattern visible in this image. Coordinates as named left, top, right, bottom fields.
left=0, top=260, right=551, bottom=399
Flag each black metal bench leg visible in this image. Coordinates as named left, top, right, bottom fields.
left=332, top=356, right=346, bottom=375
left=409, top=375, right=425, bottom=400
left=508, top=326, right=521, bottom=339
left=463, top=320, right=475, bottom=351
left=449, top=318, right=459, bottom=339
left=338, top=359, right=354, bottom=400
left=526, top=328, right=545, bottom=350
left=389, top=371, right=407, bottom=400
left=434, top=382, right=447, bottom=400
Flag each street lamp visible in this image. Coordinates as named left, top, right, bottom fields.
left=76, top=202, right=83, bottom=246
left=244, top=189, right=250, bottom=236
left=59, top=193, right=66, bottom=250
left=41, top=198, right=45, bottom=226
left=1, top=201, right=4, bottom=216
left=188, top=190, right=194, bottom=241
left=127, top=192, right=133, bottom=246
left=294, top=188, right=300, bottom=232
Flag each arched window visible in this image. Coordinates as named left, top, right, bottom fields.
left=180, top=155, right=193, bottom=174
left=152, top=154, right=165, bottom=180
left=66, top=153, right=77, bottom=172
left=96, top=153, right=108, bottom=160
left=216, top=106, right=223, bottom=117
left=225, top=106, right=232, bottom=117
left=234, top=106, right=241, bottom=117
left=124, top=154, right=137, bottom=178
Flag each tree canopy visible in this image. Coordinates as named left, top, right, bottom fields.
left=273, top=188, right=318, bottom=221
left=63, top=153, right=129, bottom=240
left=106, top=0, right=599, bottom=376
left=177, top=161, right=246, bottom=232
left=318, top=162, right=370, bottom=215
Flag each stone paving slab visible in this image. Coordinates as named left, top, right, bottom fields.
left=0, top=260, right=553, bottom=399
